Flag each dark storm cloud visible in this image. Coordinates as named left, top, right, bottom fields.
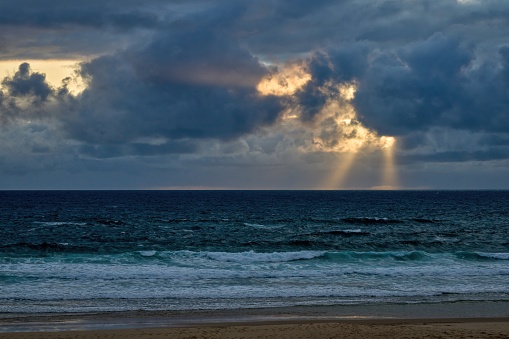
left=0, top=0, right=172, bottom=59
left=64, top=13, right=282, bottom=149
left=296, top=44, right=370, bottom=121
left=293, top=31, right=509, bottom=144
left=2, top=63, right=52, bottom=102
left=0, top=2, right=283, bottom=158
left=0, top=0, right=162, bottom=29
left=2, top=0, right=509, bottom=167
left=352, top=33, right=509, bottom=137
left=353, top=33, right=473, bottom=136
left=0, top=63, right=69, bottom=125
left=273, top=0, right=337, bottom=19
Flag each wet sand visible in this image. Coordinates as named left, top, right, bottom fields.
left=1, top=302, right=508, bottom=338
left=1, top=318, right=509, bottom=339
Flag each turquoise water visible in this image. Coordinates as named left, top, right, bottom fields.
left=1, top=191, right=508, bottom=312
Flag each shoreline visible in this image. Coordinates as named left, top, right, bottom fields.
left=1, top=319, right=508, bottom=339
left=1, top=301, right=508, bottom=334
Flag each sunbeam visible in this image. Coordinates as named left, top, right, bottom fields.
left=257, top=64, right=400, bottom=190
left=319, top=151, right=357, bottom=189
left=380, top=136, right=399, bottom=189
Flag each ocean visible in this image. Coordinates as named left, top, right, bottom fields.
left=0, top=190, right=508, bottom=314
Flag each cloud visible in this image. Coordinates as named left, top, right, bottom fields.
left=284, top=29, right=509, bottom=163
left=1, top=3, right=284, bottom=158
left=0, top=0, right=170, bottom=59
left=63, top=24, right=283, bottom=153
left=2, top=62, right=52, bottom=102
left=0, top=0, right=162, bottom=30
left=353, top=33, right=509, bottom=139
left=353, top=33, right=474, bottom=136
left=0, top=63, right=73, bottom=125
left=1, top=0, right=509, bottom=188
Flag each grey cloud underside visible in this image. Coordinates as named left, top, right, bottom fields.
left=0, top=0, right=173, bottom=59
left=0, top=0, right=166, bottom=29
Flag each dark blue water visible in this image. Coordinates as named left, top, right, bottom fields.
left=1, top=190, right=508, bottom=312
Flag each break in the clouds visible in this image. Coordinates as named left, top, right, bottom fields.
left=1, top=0, right=509, bottom=189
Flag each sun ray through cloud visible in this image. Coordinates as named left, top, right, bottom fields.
left=257, top=64, right=400, bottom=189
left=319, top=151, right=357, bottom=189
left=380, top=136, right=399, bottom=190
left=2, top=0, right=509, bottom=190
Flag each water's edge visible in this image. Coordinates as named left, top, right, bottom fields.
left=1, top=301, right=509, bottom=333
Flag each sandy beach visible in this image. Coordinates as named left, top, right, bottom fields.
left=1, top=303, right=508, bottom=338
left=1, top=318, right=509, bottom=339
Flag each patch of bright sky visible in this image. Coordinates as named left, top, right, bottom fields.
left=0, top=59, right=86, bottom=94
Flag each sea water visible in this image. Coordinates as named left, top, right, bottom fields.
left=0, top=190, right=508, bottom=313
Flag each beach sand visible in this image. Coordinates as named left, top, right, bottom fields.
left=1, top=319, right=509, bottom=339
left=1, top=303, right=508, bottom=338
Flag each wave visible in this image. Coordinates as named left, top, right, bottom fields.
left=138, top=250, right=157, bottom=257
left=91, top=218, right=124, bottom=226
left=205, top=250, right=326, bottom=263
left=0, top=242, right=88, bottom=254
left=325, top=250, right=429, bottom=262
left=278, top=240, right=320, bottom=247
left=243, top=223, right=283, bottom=230
left=456, top=251, right=509, bottom=261
left=342, top=217, right=402, bottom=224
left=4, top=245, right=507, bottom=266
left=33, top=221, right=87, bottom=226
left=316, top=229, right=370, bottom=236
left=202, top=250, right=429, bottom=264
left=410, top=218, right=440, bottom=223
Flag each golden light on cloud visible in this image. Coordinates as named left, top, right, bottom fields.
left=338, top=82, right=356, bottom=101
left=0, top=59, right=86, bottom=94
left=256, top=63, right=399, bottom=189
left=308, top=82, right=399, bottom=189
left=379, top=136, right=395, bottom=149
left=312, top=85, right=376, bottom=154
left=257, top=63, right=311, bottom=96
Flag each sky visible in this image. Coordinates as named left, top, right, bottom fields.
left=1, top=0, right=509, bottom=190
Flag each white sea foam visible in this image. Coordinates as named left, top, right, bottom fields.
left=2, top=249, right=509, bottom=314
left=243, top=223, right=283, bottom=229
left=205, top=250, right=325, bottom=263
left=244, top=222, right=265, bottom=227
left=476, top=252, right=509, bottom=260
left=34, top=221, right=86, bottom=226
left=138, top=250, right=157, bottom=257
